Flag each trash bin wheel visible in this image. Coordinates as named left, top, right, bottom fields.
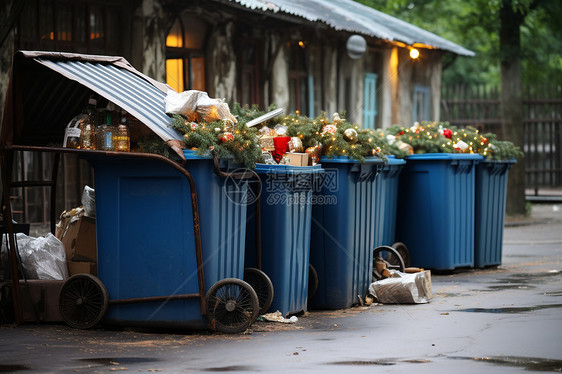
left=244, top=268, right=274, bottom=315
left=59, top=274, right=108, bottom=329
left=308, top=264, right=318, bottom=298
left=391, top=242, right=411, bottom=267
left=206, top=278, right=259, bottom=334
left=373, top=246, right=406, bottom=281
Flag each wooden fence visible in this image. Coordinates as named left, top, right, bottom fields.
left=441, top=84, right=562, bottom=191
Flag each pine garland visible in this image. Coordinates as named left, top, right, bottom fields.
left=380, top=121, right=523, bottom=160
left=281, top=111, right=389, bottom=162
left=170, top=114, right=263, bottom=169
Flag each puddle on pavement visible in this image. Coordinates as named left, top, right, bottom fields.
left=329, top=358, right=430, bottom=366
left=79, top=357, right=159, bottom=365
left=0, top=365, right=30, bottom=372
left=476, top=271, right=561, bottom=292
left=202, top=365, right=256, bottom=372
left=455, top=304, right=562, bottom=314
left=450, top=356, right=562, bottom=371
left=487, top=284, right=537, bottom=290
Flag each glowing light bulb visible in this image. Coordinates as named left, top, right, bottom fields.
left=410, top=48, right=420, bottom=59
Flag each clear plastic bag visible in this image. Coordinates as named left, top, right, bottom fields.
left=165, top=89, right=237, bottom=123
left=81, top=185, right=96, bottom=218
left=1, top=233, right=68, bottom=280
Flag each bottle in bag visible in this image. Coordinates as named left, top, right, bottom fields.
left=63, top=97, right=97, bottom=148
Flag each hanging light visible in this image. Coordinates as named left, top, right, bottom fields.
left=410, top=48, right=420, bottom=59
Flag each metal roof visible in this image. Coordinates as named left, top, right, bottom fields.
left=229, top=0, right=475, bottom=56
left=1, top=51, right=183, bottom=151
left=34, top=58, right=182, bottom=143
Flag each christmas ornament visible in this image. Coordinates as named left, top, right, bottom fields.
left=443, top=128, right=452, bottom=139
left=288, top=137, right=304, bottom=153
left=274, top=124, right=288, bottom=136
left=259, top=126, right=275, bottom=136
left=396, top=141, right=414, bottom=154
left=343, top=128, right=358, bottom=143
left=322, top=124, right=337, bottom=134
left=259, top=135, right=275, bottom=151
left=305, top=146, right=321, bottom=165
left=223, top=119, right=234, bottom=132
left=386, top=134, right=396, bottom=145
left=454, top=140, right=469, bottom=151
left=220, top=132, right=234, bottom=143
left=332, top=112, right=345, bottom=126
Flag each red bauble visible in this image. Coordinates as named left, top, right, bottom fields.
left=443, top=129, right=452, bottom=139
left=322, top=125, right=337, bottom=134
left=220, top=132, right=234, bottom=143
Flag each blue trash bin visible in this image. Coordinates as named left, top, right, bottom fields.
left=395, top=153, right=482, bottom=271
left=474, top=159, right=516, bottom=268
left=88, top=151, right=252, bottom=329
left=373, top=156, right=406, bottom=248
left=245, top=164, right=323, bottom=316
left=309, top=156, right=384, bottom=309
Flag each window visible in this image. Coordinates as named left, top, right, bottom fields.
left=413, top=84, right=431, bottom=122
left=166, top=16, right=207, bottom=93
left=288, top=41, right=312, bottom=116
left=363, top=73, right=378, bottom=129
left=18, top=0, right=122, bottom=55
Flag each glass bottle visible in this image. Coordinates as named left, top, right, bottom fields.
left=80, top=121, right=96, bottom=150
left=97, top=112, right=115, bottom=151
left=115, top=113, right=130, bottom=152
left=64, top=97, right=97, bottom=148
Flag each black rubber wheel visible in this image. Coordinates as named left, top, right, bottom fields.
left=59, top=274, right=108, bottom=329
left=244, top=267, right=274, bottom=315
left=206, top=278, right=259, bottom=334
left=373, top=246, right=406, bottom=281
left=392, top=242, right=411, bottom=267
left=308, top=263, right=318, bottom=298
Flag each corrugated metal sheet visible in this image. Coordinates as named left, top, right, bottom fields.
left=230, top=0, right=475, bottom=56
left=33, top=57, right=183, bottom=143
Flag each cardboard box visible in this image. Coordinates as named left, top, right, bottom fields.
left=17, top=280, right=63, bottom=322
left=286, top=153, right=309, bottom=166
left=60, top=215, right=97, bottom=262
left=67, top=261, right=97, bottom=276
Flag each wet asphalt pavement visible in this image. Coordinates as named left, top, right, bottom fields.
left=1, top=204, right=561, bottom=373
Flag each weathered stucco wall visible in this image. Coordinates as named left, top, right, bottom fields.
left=398, top=48, right=414, bottom=126
left=132, top=0, right=168, bottom=82
left=379, top=47, right=399, bottom=128
left=206, top=21, right=237, bottom=103
left=270, top=34, right=289, bottom=111
left=322, top=45, right=338, bottom=117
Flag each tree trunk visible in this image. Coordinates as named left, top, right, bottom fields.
left=500, top=0, right=526, bottom=216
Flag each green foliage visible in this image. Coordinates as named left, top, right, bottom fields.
left=379, top=121, right=523, bottom=160
left=171, top=114, right=263, bottom=169
left=138, top=134, right=183, bottom=161
left=281, top=112, right=389, bottom=162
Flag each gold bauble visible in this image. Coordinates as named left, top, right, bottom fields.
left=343, top=128, right=358, bottom=143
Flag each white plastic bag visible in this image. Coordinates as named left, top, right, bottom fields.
left=368, top=270, right=432, bottom=304
left=165, top=89, right=237, bottom=123
left=81, top=185, right=96, bottom=218
left=1, top=233, right=68, bottom=280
